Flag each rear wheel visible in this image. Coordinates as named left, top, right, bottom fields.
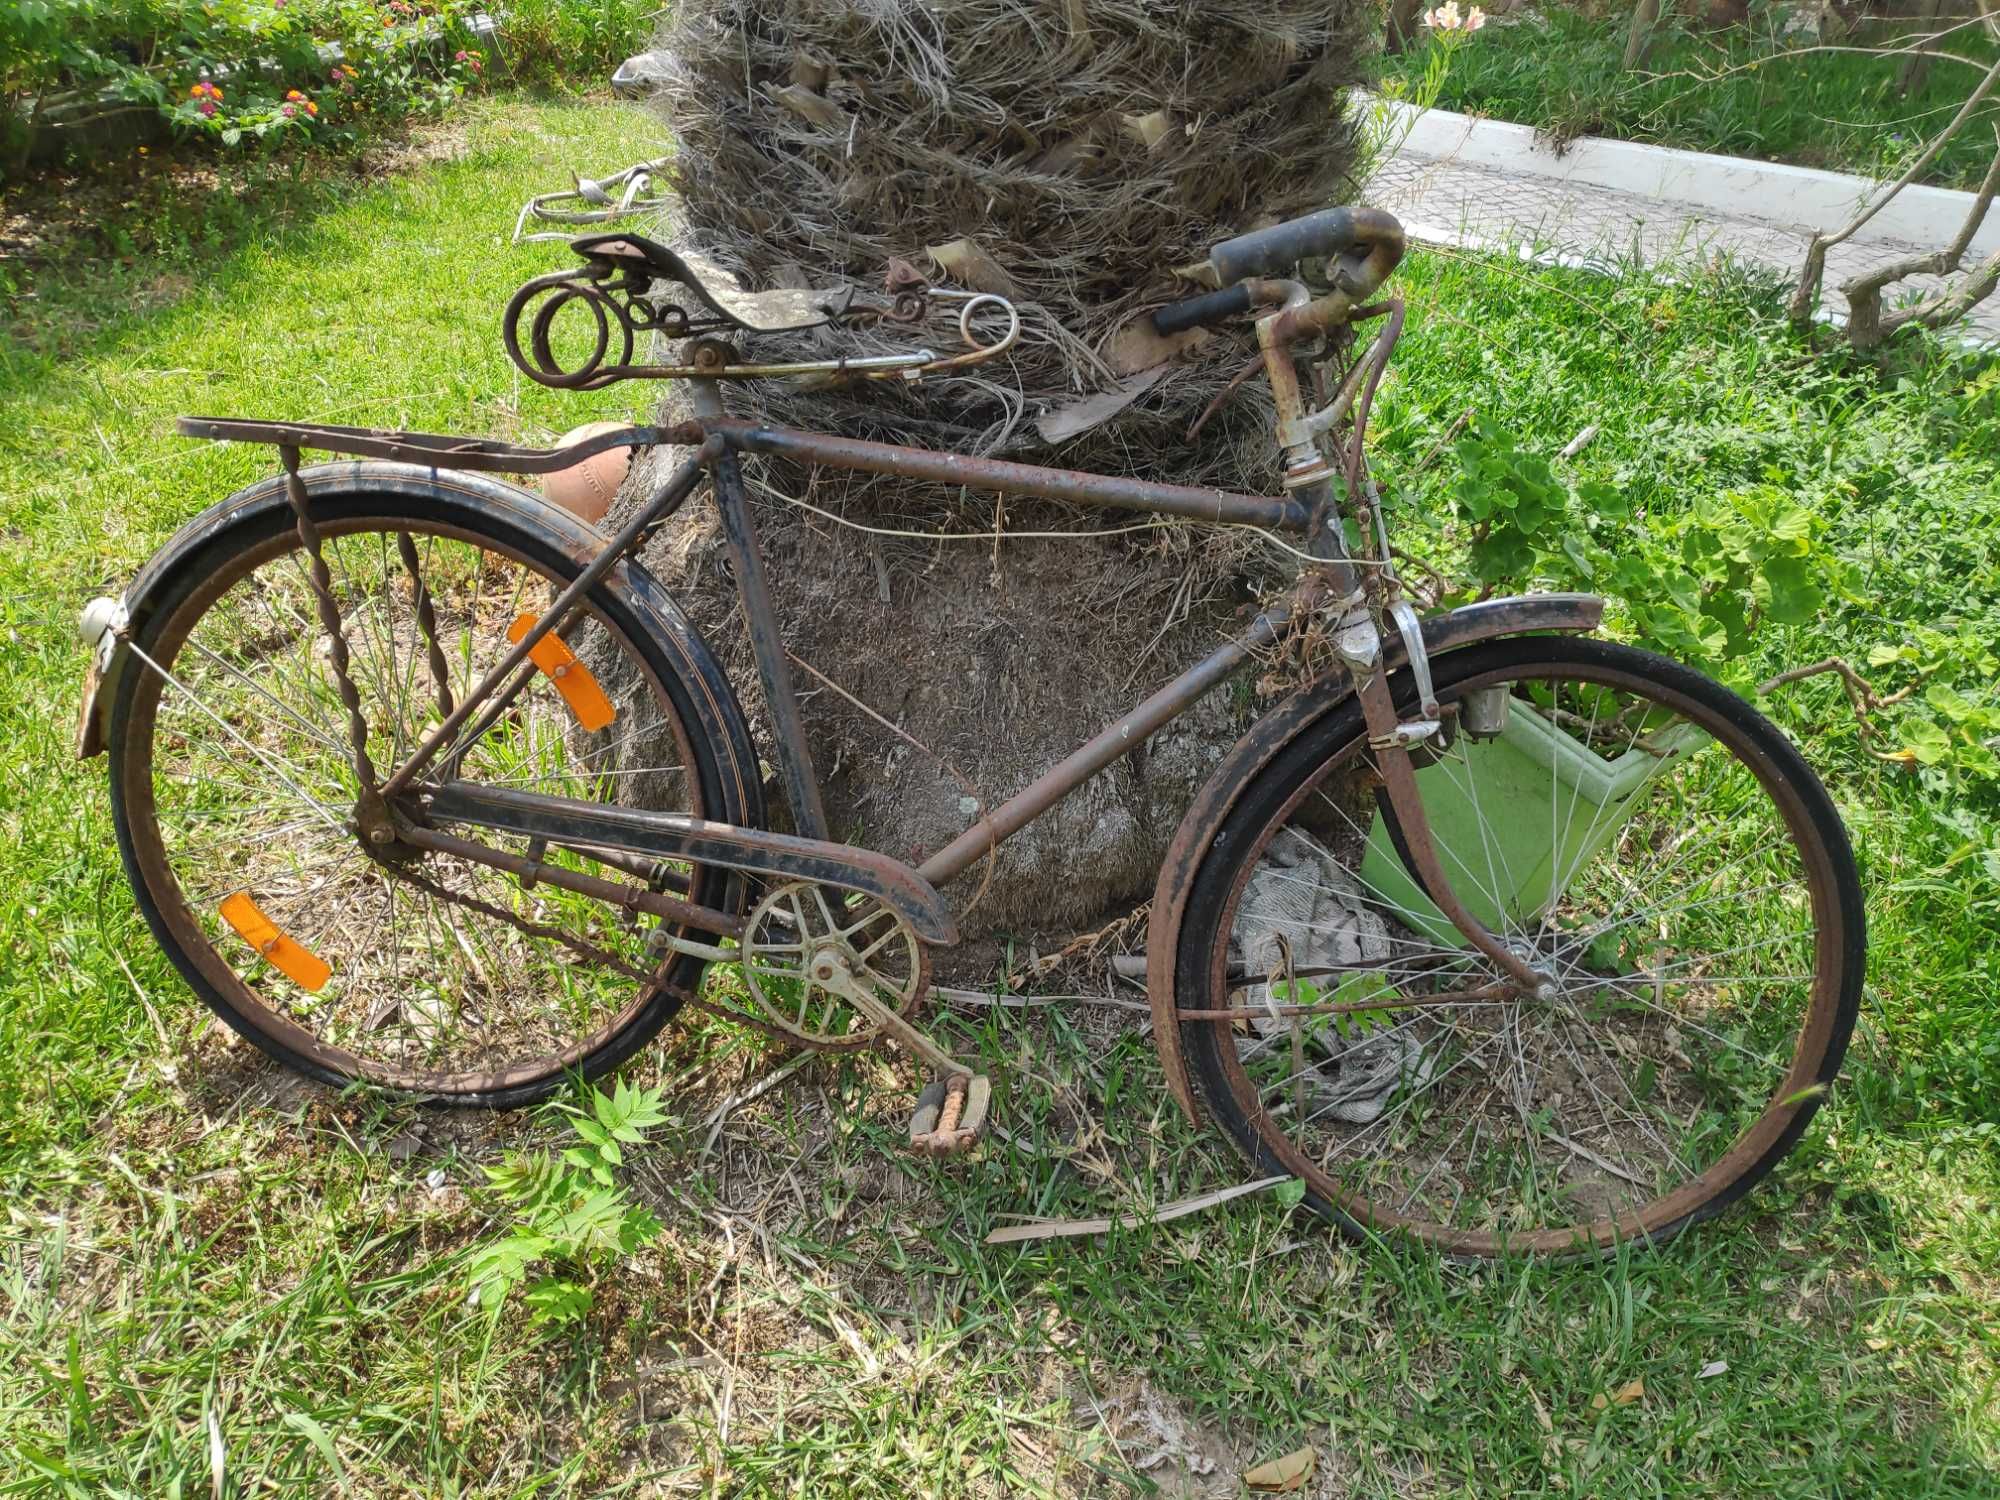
left=1175, top=637, right=1863, bottom=1256
left=107, top=472, right=750, bottom=1106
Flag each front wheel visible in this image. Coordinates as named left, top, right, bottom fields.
left=1175, top=637, right=1863, bottom=1256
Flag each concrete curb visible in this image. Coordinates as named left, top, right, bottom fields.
left=1377, top=99, right=1999, bottom=261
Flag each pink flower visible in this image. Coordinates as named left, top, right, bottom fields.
left=198, top=99, right=218, bottom=117
left=1422, top=2, right=1487, bottom=30
left=282, top=103, right=297, bottom=117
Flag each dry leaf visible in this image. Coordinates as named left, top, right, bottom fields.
left=1613, top=1378, right=1645, bottom=1405
left=1034, top=366, right=1170, bottom=444
left=1697, top=1360, right=1728, bottom=1380
left=1120, top=109, right=1173, bottom=149
left=1528, top=1386, right=1555, bottom=1433
left=1244, top=1445, right=1316, bottom=1492
left=1103, top=315, right=1210, bottom=375
left=768, top=82, right=848, bottom=131
left=1866, top=1337, right=1891, bottom=1351
left=925, top=237, right=1021, bottom=297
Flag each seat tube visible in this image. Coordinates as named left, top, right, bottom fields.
left=690, top=380, right=831, bottom=840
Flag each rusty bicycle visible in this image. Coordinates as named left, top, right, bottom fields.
left=78, top=207, right=1863, bottom=1256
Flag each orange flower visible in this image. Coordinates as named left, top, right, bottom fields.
left=305, top=101, right=319, bottom=116
left=286, top=89, right=304, bottom=101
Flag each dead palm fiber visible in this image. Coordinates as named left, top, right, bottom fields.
left=619, top=0, right=1377, bottom=934
left=653, top=0, right=1373, bottom=485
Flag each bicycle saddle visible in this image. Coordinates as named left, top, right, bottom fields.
left=569, top=232, right=847, bottom=335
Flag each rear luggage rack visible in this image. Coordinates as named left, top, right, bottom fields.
left=174, top=415, right=699, bottom=474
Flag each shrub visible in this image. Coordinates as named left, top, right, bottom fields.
left=3, top=0, right=493, bottom=172
left=494, top=0, right=655, bottom=88
left=1442, top=413, right=2000, bottom=787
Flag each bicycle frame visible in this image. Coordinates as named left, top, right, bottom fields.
left=156, top=280, right=1602, bottom=1000
left=342, top=402, right=1326, bottom=933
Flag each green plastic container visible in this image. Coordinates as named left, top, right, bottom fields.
left=1358, top=702, right=1707, bottom=948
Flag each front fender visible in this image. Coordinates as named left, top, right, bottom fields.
left=1143, top=593, right=1603, bottom=1124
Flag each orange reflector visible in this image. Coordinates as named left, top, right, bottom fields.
left=506, top=613, right=617, bottom=732
left=218, top=891, right=331, bottom=992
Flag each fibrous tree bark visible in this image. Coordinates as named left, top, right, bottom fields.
left=623, top=0, right=1377, bottom=937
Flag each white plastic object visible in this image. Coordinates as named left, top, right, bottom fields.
left=79, top=596, right=128, bottom=664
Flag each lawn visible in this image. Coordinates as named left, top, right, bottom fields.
left=3, top=93, right=1999, bottom=1496
left=1380, top=3, right=2000, bottom=192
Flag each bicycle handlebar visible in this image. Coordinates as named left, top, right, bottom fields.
left=1150, top=283, right=1254, bottom=337
left=1149, top=207, right=1407, bottom=335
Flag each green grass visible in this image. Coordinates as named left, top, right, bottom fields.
left=3, top=93, right=1999, bottom=1495
left=1381, top=5, right=2000, bottom=191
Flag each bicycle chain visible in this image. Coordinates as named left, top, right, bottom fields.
left=392, top=860, right=822, bottom=1048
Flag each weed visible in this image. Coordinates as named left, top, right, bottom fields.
left=467, top=1079, right=669, bottom=1327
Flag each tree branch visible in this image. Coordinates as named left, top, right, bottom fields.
left=1789, top=52, right=2000, bottom=329
left=1758, top=655, right=1929, bottom=738
left=1841, top=132, right=2000, bottom=346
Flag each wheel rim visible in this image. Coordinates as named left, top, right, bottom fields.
left=116, top=517, right=710, bottom=1095
left=1197, top=652, right=1853, bottom=1255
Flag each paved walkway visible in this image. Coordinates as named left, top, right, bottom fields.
left=1364, top=110, right=2000, bottom=345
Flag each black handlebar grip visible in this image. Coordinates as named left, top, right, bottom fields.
left=1150, top=281, right=1254, bottom=336
left=1210, top=207, right=1361, bottom=286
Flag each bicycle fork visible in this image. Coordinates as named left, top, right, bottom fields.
left=1334, top=608, right=1551, bottom=996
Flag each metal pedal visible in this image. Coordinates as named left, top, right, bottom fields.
left=908, top=1072, right=991, bottom=1157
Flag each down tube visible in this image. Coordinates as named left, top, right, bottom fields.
left=917, top=609, right=1288, bottom=888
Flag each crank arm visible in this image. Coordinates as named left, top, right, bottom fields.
left=814, top=961, right=990, bottom=1156
left=813, top=962, right=970, bottom=1078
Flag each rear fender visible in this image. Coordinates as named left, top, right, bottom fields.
left=79, top=461, right=763, bottom=834
left=1144, top=593, right=1604, bottom=1123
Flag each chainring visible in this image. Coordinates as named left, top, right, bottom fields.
left=738, top=881, right=930, bottom=1051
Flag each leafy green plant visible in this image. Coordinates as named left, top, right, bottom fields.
left=3, top=0, right=490, bottom=176
left=495, top=0, right=655, bottom=88
left=1438, top=412, right=2000, bottom=786
left=1270, top=974, right=1397, bottom=1043
left=466, top=1079, right=668, bottom=1327
left=1444, top=413, right=1855, bottom=666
